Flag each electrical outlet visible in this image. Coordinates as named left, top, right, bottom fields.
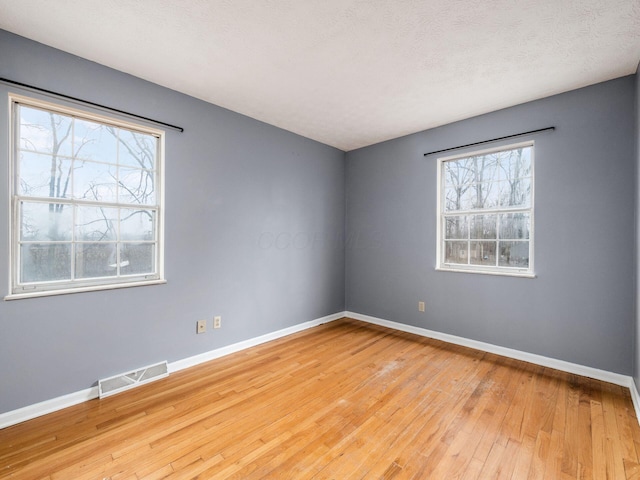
left=197, top=319, right=207, bottom=334
left=214, top=316, right=222, bottom=329
left=418, top=301, right=425, bottom=312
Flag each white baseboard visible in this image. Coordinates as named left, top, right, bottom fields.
left=0, top=387, right=99, bottom=430
left=348, top=310, right=640, bottom=426
left=628, top=378, right=640, bottom=426
left=346, top=311, right=633, bottom=388
left=169, top=311, right=345, bottom=373
left=0, top=311, right=345, bottom=430
left=3, top=311, right=637, bottom=430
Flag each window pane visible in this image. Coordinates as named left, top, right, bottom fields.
left=445, top=186, right=468, bottom=211
left=469, top=182, right=501, bottom=209
left=119, top=129, right=157, bottom=169
left=499, top=213, right=530, bottom=239
left=500, top=177, right=531, bottom=208
left=467, top=184, right=483, bottom=210
left=500, top=147, right=532, bottom=180
left=75, top=206, right=118, bottom=241
left=476, top=182, right=501, bottom=209
left=19, top=152, right=73, bottom=199
left=74, top=119, right=118, bottom=164
left=470, top=215, right=496, bottom=239
left=121, top=209, right=155, bottom=241
left=444, top=241, right=468, bottom=264
left=119, top=167, right=156, bottom=205
left=21, top=201, right=72, bottom=241
left=499, top=241, right=529, bottom=268
left=75, top=243, right=118, bottom=279
left=470, top=241, right=496, bottom=266
left=120, top=243, right=155, bottom=275
left=20, top=243, right=71, bottom=283
left=470, top=154, right=500, bottom=183
left=459, top=187, right=476, bottom=211
left=73, top=160, right=118, bottom=202
left=444, top=158, right=475, bottom=187
left=444, top=216, right=467, bottom=239
left=19, top=105, right=72, bottom=157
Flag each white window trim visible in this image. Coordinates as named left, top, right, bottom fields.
left=5, top=93, right=166, bottom=300
left=435, top=140, right=535, bottom=278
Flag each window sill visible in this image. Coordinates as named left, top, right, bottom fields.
left=4, top=279, right=167, bottom=301
left=435, top=267, right=536, bottom=278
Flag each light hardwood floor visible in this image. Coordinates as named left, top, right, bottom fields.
left=1, top=318, right=639, bottom=479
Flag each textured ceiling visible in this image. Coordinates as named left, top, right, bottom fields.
left=0, top=0, right=639, bottom=151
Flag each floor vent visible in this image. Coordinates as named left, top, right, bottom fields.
left=98, top=361, right=169, bottom=398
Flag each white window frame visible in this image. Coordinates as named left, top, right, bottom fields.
left=436, top=141, right=535, bottom=278
left=6, top=94, right=166, bottom=300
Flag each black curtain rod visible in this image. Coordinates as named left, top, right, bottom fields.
left=423, top=126, right=555, bottom=157
left=0, top=77, right=184, bottom=133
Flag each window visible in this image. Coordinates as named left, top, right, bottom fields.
left=8, top=95, right=165, bottom=298
left=436, top=141, right=534, bottom=277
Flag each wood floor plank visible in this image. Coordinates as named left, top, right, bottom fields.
left=577, top=379, right=597, bottom=480
left=613, top=389, right=640, bottom=463
left=528, top=430, right=551, bottom=480
left=603, top=389, right=627, bottom=479
left=558, top=375, right=576, bottom=477
left=417, top=359, right=511, bottom=479
left=591, top=398, right=608, bottom=479
left=511, top=434, right=536, bottom=480
left=624, top=459, right=640, bottom=480
left=461, top=457, right=484, bottom=480
left=0, top=318, right=638, bottom=479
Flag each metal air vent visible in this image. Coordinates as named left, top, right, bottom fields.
left=98, top=361, right=169, bottom=398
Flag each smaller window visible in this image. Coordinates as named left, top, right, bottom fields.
left=8, top=94, right=165, bottom=298
left=436, top=141, right=534, bottom=277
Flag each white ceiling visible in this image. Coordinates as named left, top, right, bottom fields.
left=1, top=0, right=639, bottom=151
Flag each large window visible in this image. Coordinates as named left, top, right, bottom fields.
left=8, top=95, right=165, bottom=298
left=436, top=142, right=534, bottom=277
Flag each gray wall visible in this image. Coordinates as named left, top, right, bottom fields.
left=1, top=28, right=637, bottom=415
left=0, top=30, right=345, bottom=414
left=346, top=77, right=636, bottom=375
